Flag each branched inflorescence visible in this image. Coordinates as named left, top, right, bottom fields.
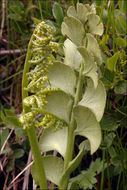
left=20, top=21, right=66, bottom=130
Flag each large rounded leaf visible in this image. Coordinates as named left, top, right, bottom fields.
left=77, top=46, right=98, bottom=88
left=43, top=91, right=73, bottom=124
left=74, top=105, right=101, bottom=154
left=31, top=155, right=64, bottom=186
left=86, top=33, right=102, bottom=66
left=48, top=61, right=76, bottom=96
left=64, top=39, right=82, bottom=71
left=39, top=127, right=67, bottom=157
left=61, top=16, right=85, bottom=46
left=87, top=14, right=103, bottom=36
left=67, top=3, right=88, bottom=23
left=79, top=79, right=106, bottom=121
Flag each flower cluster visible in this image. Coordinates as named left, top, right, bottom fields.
left=26, top=21, right=59, bottom=93
left=37, top=114, right=67, bottom=131
left=20, top=21, right=65, bottom=130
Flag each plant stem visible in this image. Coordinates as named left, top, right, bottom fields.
left=22, top=33, right=48, bottom=190
left=60, top=63, right=84, bottom=189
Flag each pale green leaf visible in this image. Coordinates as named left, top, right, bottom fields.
left=77, top=46, right=94, bottom=74
left=87, top=14, right=103, bottom=35
left=79, top=80, right=106, bottom=121
left=86, top=70, right=98, bottom=89
left=106, top=52, right=119, bottom=72
left=67, top=6, right=77, bottom=19
left=86, top=33, right=102, bottom=65
left=43, top=91, right=73, bottom=123
left=61, top=16, right=85, bottom=46
left=64, top=39, right=82, bottom=71
left=74, top=105, right=101, bottom=154
left=48, top=61, right=76, bottom=96
left=67, top=3, right=88, bottom=23
left=39, top=127, right=67, bottom=157
left=77, top=46, right=98, bottom=88
left=31, top=156, right=64, bottom=186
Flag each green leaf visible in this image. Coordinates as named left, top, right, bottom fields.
left=52, top=2, right=64, bottom=25
left=79, top=171, right=97, bottom=189
left=100, top=34, right=109, bottom=50
left=115, top=38, right=126, bottom=48
left=39, top=127, right=67, bottom=157
left=79, top=80, right=106, bottom=121
left=43, top=91, right=73, bottom=124
left=68, top=158, right=107, bottom=190
left=0, top=128, right=9, bottom=149
left=86, top=33, right=102, bottom=65
left=89, top=158, right=107, bottom=174
left=10, top=148, right=24, bottom=159
left=64, top=39, right=82, bottom=71
left=6, top=159, right=14, bottom=172
left=61, top=16, right=85, bottom=46
left=0, top=148, right=11, bottom=155
left=77, top=46, right=98, bottom=88
left=48, top=62, right=76, bottom=96
left=7, top=13, right=22, bottom=21
left=100, top=116, right=119, bottom=131
left=74, top=105, right=101, bottom=154
left=15, top=128, right=26, bottom=138
left=114, top=80, right=127, bottom=94
left=0, top=106, right=21, bottom=128
left=31, top=156, right=64, bottom=186
left=102, top=132, right=116, bottom=148
left=5, top=116, right=21, bottom=128
left=87, top=14, right=103, bottom=35
left=108, top=147, right=117, bottom=158
left=67, top=3, right=88, bottom=23
left=106, top=52, right=119, bottom=72
left=69, top=169, right=97, bottom=190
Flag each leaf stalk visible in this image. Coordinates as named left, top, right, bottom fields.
left=60, top=63, right=84, bottom=189
left=22, top=33, right=48, bottom=190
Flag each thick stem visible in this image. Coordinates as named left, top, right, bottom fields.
left=27, top=126, right=48, bottom=189
left=60, top=63, right=84, bottom=189
left=22, top=34, right=48, bottom=190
